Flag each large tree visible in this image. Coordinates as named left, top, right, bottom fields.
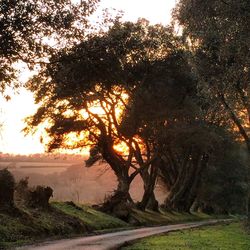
left=25, top=20, right=180, bottom=213
left=174, top=0, right=250, bottom=148
left=174, top=0, right=250, bottom=214
left=0, top=0, right=99, bottom=93
left=119, top=49, right=199, bottom=211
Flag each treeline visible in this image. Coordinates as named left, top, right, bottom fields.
left=0, top=153, right=85, bottom=163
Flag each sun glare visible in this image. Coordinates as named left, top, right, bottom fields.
left=113, top=141, right=130, bottom=154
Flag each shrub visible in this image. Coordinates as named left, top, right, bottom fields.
left=14, top=177, right=53, bottom=209
left=14, top=177, right=29, bottom=206
left=27, top=185, right=53, bottom=208
left=0, top=169, right=15, bottom=208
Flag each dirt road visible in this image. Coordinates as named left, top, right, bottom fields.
left=19, top=219, right=230, bottom=250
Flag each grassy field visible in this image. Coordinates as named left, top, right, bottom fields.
left=121, top=222, right=250, bottom=250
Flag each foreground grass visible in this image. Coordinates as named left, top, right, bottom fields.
left=121, top=222, right=250, bottom=250
left=52, top=202, right=128, bottom=230
left=0, top=202, right=127, bottom=249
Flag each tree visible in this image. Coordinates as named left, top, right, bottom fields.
left=174, top=0, right=250, bottom=215
left=0, top=0, right=99, bottom=94
left=25, top=20, right=185, bottom=213
left=196, top=142, right=248, bottom=214
left=119, top=49, right=199, bottom=211
left=157, top=120, right=225, bottom=211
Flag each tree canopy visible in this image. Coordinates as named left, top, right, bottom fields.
left=173, top=0, right=250, bottom=216
left=25, top=20, right=203, bottom=212
left=0, top=0, right=99, bottom=93
left=174, top=0, right=250, bottom=150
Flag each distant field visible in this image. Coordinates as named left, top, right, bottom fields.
left=0, top=161, right=72, bottom=174
left=0, top=161, right=72, bottom=167
left=0, top=161, right=166, bottom=203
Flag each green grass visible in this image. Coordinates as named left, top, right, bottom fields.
left=52, top=202, right=128, bottom=230
left=0, top=202, right=127, bottom=249
left=121, top=222, right=250, bottom=250
left=129, top=209, right=214, bottom=226
left=0, top=206, right=87, bottom=249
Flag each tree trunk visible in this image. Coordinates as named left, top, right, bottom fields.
left=99, top=137, right=133, bottom=218
left=116, top=176, right=131, bottom=199
left=165, top=153, right=204, bottom=212
left=100, top=176, right=133, bottom=220
left=138, top=163, right=159, bottom=211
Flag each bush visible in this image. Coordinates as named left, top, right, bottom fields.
left=14, top=177, right=53, bottom=209
left=27, top=185, right=53, bottom=208
left=0, top=169, right=15, bottom=208
left=100, top=191, right=132, bottom=220
left=14, top=177, right=30, bottom=206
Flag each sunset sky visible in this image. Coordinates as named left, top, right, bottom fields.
left=0, top=0, right=176, bottom=155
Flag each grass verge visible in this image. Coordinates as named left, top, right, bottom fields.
left=129, top=209, right=215, bottom=226
left=121, top=222, right=250, bottom=250
left=52, top=201, right=128, bottom=230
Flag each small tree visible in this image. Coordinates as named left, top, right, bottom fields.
left=0, top=169, right=15, bottom=208
left=14, top=177, right=29, bottom=206
left=15, top=177, right=53, bottom=209
left=27, top=186, right=53, bottom=209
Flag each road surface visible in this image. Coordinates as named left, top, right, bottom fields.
left=18, top=219, right=230, bottom=250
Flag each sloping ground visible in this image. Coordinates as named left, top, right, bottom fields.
left=52, top=202, right=128, bottom=230
left=0, top=202, right=127, bottom=249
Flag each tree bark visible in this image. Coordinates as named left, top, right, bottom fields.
left=99, top=136, right=133, bottom=215
left=138, top=164, right=159, bottom=211
left=164, top=152, right=206, bottom=212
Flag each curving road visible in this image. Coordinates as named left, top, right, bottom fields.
left=18, top=219, right=231, bottom=250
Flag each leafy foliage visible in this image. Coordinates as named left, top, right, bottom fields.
left=174, top=0, right=250, bottom=217
left=174, top=0, right=250, bottom=147
left=198, top=144, right=248, bottom=214
left=25, top=19, right=205, bottom=212
left=0, top=0, right=100, bottom=93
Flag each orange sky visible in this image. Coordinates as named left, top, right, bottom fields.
left=0, top=0, right=176, bottom=155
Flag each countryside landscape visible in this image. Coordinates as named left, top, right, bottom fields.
left=0, top=0, right=250, bottom=249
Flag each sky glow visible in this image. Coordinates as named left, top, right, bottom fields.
left=0, top=0, right=176, bottom=155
